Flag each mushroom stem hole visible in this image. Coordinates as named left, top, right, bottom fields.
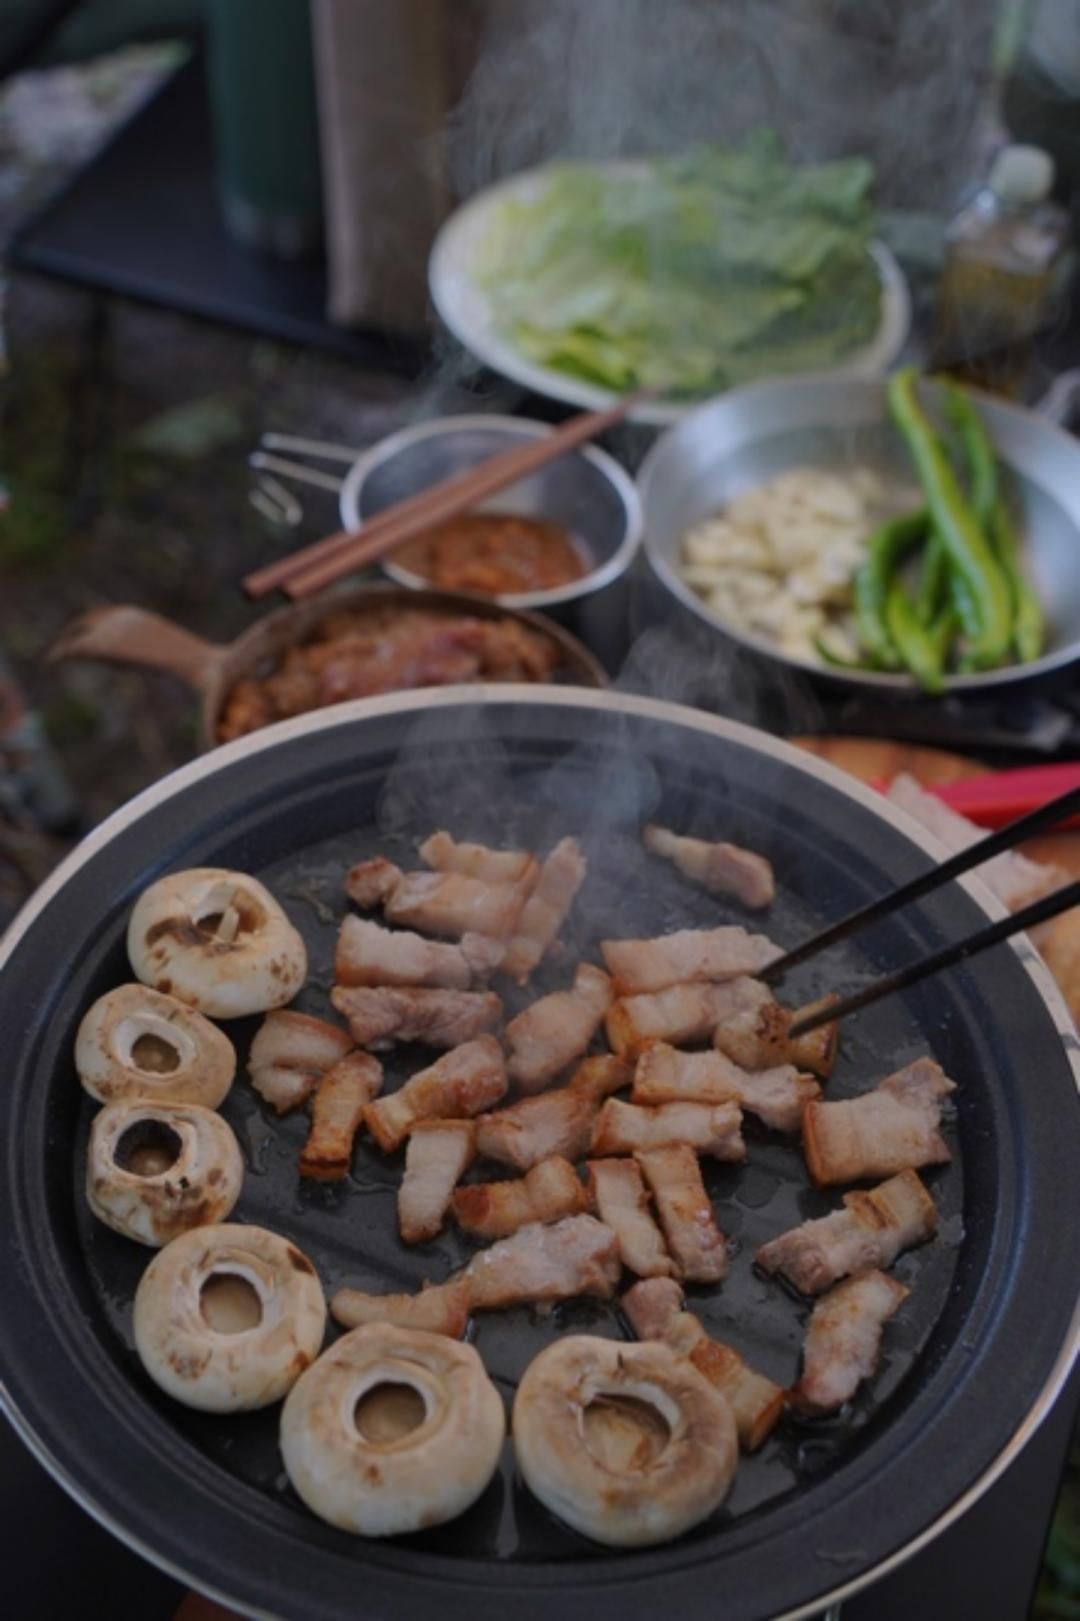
left=195, top=890, right=264, bottom=944
left=354, top=1382, right=427, bottom=1445
left=131, top=1033, right=181, bottom=1075
left=114, top=1119, right=183, bottom=1178
left=582, top=1395, right=671, bottom=1474
left=200, top=1272, right=263, bottom=1334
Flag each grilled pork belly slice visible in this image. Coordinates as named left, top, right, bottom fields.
left=299, top=1052, right=383, bottom=1181
left=503, top=837, right=587, bottom=983
left=791, top=1270, right=909, bottom=1415
left=643, top=825, right=775, bottom=910
left=593, top=1098, right=745, bottom=1162
left=330, top=1280, right=469, bottom=1338
left=462, top=1214, right=621, bottom=1309
left=345, top=857, right=530, bottom=940
left=330, top=985, right=501, bottom=1051
left=635, top=1145, right=729, bottom=1284
left=710, top=977, right=839, bottom=1078
left=506, top=963, right=614, bottom=1092
left=803, top=1057, right=955, bottom=1186
left=755, top=1168, right=937, bottom=1295
left=475, top=1056, right=630, bottom=1171
left=344, top=857, right=401, bottom=909
left=334, top=915, right=503, bottom=990
left=419, top=831, right=538, bottom=887
left=587, top=1158, right=674, bottom=1278
left=247, top=1010, right=354, bottom=1114
left=362, top=1036, right=507, bottom=1153
left=621, top=1278, right=784, bottom=1452
left=398, top=1120, right=476, bottom=1243
left=607, top=983, right=738, bottom=1059
left=452, top=1155, right=588, bottom=1239
left=601, top=927, right=782, bottom=997
left=633, top=1042, right=820, bottom=1134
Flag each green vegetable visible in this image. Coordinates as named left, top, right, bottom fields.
left=943, top=383, right=998, bottom=529
left=475, top=134, right=881, bottom=397
left=886, top=369, right=1013, bottom=669
left=852, top=506, right=929, bottom=669
left=813, top=630, right=874, bottom=670
left=885, top=576, right=950, bottom=693
left=992, top=497, right=1045, bottom=662
left=916, top=529, right=948, bottom=625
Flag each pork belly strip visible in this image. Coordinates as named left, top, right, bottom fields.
left=606, top=983, right=736, bottom=1059
left=803, top=1057, right=955, bottom=1187
left=587, top=1158, right=674, bottom=1278
left=506, top=962, right=614, bottom=1092
left=334, top=914, right=503, bottom=990
left=635, top=1145, right=729, bottom=1283
left=710, top=977, right=839, bottom=1078
left=643, top=824, right=775, bottom=910
left=345, top=857, right=530, bottom=939
left=601, top=926, right=783, bottom=997
left=398, top=1120, right=476, bottom=1243
left=594, top=1097, right=745, bottom=1162
left=502, top=836, right=587, bottom=983
left=451, top=1155, right=588, bottom=1239
left=362, top=1035, right=507, bottom=1152
left=633, top=1042, right=820, bottom=1134
left=299, top=1052, right=383, bottom=1181
left=791, top=1270, right=909, bottom=1415
left=247, top=1010, right=354, bottom=1114
left=620, top=1278, right=783, bottom=1451
left=475, top=1056, right=631, bottom=1171
left=755, top=1168, right=937, bottom=1295
left=330, top=1280, right=469, bottom=1338
left=330, top=985, right=502, bottom=1051
left=461, top=1213, right=621, bottom=1309
left=419, top=831, right=538, bottom=886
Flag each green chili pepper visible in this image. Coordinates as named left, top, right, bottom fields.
left=943, top=383, right=998, bottom=530
left=991, top=497, right=1045, bottom=663
left=887, top=369, right=1012, bottom=668
left=885, top=575, right=949, bottom=694
left=916, top=529, right=947, bottom=625
left=852, top=505, right=929, bottom=669
left=813, top=631, right=874, bottom=670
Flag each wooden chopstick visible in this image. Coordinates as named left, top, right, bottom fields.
left=242, top=388, right=654, bottom=601
left=787, top=876, right=1080, bottom=1036
left=760, top=782, right=1080, bottom=986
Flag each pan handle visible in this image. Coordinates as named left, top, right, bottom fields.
left=46, top=606, right=226, bottom=696
left=1034, top=368, right=1080, bottom=429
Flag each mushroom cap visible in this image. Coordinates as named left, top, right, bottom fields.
left=86, top=1099, right=244, bottom=1246
left=280, top=1323, right=505, bottom=1536
left=75, top=983, right=236, bottom=1108
left=127, top=868, right=307, bottom=1019
left=133, top=1223, right=326, bottom=1412
left=512, top=1335, right=738, bottom=1547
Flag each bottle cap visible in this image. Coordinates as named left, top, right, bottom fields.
left=989, top=144, right=1055, bottom=205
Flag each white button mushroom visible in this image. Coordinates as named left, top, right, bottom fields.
left=75, top=983, right=236, bottom=1108
left=512, top=1335, right=738, bottom=1547
left=86, top=1099, right=244, bottom=1246
left=280, top=1323, right=505, bottom=1536
left=133, top=1223, right=326, bottom=1412
left=127, top=868, right=307, bottom=1019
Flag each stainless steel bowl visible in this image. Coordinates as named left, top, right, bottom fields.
left=638, top=374, right=1080, bottom=694
left=339, top=414, right=642, bottom=672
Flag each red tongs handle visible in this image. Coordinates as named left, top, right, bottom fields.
left=896, top=762, right=1080, bottom=829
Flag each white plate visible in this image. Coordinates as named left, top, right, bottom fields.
left=429, top=162, right=912, bottom=428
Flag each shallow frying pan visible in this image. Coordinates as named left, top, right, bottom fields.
left=1, top=689, right=1078, bottom=1621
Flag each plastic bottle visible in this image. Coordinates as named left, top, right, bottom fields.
left=935, top=144, right=1072, bottom=395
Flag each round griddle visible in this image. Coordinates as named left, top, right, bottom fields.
left=1, top=688, right=1078, bottom=1621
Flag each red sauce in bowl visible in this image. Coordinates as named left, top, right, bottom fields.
left=391, top=513, right=589, bottom=596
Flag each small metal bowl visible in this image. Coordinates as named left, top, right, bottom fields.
left=338, top=414, right=642, bottom=671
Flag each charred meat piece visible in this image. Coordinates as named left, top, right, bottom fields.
left=506, top=963, right=614, bottom=1092
left=330, top=985, right=502, bottom=1051
left=643, top=824, right=775, bottom=910
left=601, top=927, right=782, bottom=997
left=419, top=831, right=538, bottom=887
left=462, top=1213, right=621, bottom=1310
left=635, top=1145, right=729, bottom=1284
left=475, top=1056, right=630, bottom=1172
left=344, top=857, right=402, bottom=910
left=711, top=977, right=839, bottom=1078
left=363, top=1036, right=507, bottom=1152
left=803, top=1057, right=955, bottom=1187
left=330, top=1279, right=470, bottom=1338
left=247, top=1010, right=354, bottom=1114
left=587, top=1158, right=674, bottom=1278
left=593, top=1098, right=745, bottom=1162
left=452, top=1155, right=589, bottom=1240
left=633, top=1042, right=820, bottom=1134
left=398, top=1120, right=476, bottom=1243
left=755, top=1168, right=937, bottom=1295
left=503, top=837, right=587, bottom=983
left=791, top=1270, right=909, bottom=1415
left=299, top=1052, right=383, bottom=1181
left=334, top=915, right=503, bottom=990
